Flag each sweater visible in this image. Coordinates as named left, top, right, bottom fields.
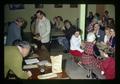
left=4, top=46, right=29, bottom=79
left=35, top=16, right=51, bottom=43
left=70, top=35, right=84, bottom=52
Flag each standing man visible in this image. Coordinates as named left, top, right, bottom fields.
left=33, top=10, right=51, bottom=51
left=6, top=17, right=25, bottom=45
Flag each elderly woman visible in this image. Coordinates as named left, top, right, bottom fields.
left=79, top=32, right=102, bottom=78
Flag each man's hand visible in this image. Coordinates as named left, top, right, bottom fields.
left=27, top=71, right=32, bottom=77
left=33, top=33, right=41, bottom=40
left=35, top=33, right=40, bottom=37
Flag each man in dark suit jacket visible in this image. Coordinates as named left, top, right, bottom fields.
left=93, top=23, right=105, bottom=42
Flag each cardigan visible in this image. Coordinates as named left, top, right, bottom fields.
left=4, top=46, right=29, bottom=79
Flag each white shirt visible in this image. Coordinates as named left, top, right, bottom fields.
left=70, top=35, right=84, bottom=52
left=35, top=16, right=51, bottom=43
left=104, top=35, right=110, bottom=44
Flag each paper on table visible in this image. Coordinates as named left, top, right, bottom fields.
left=25, top=58, right=40, bottom=64
left=37, top=60, right=51, bottom=66
left=37, top=72, right=57, bottom=79
left=23, top=64, right=38, bottom=69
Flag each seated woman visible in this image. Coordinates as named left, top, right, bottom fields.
left=51, top=16, right=58, bottom=29
left=69, top=28, right=84, bottom=59
left=108, top=28, right=115, bottom=48
left=101, top=26, right=111, bottom=45
left=99, top=50, right=115, bottom=79
left=106, top=28, right=115, bottom=56
left=56, top=16, right=64, bottom=30
left=94, top=26, right=111, bottom=57
left=57, top=20, right=76, bottom=53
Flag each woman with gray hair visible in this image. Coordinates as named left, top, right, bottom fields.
left=78, top=32, right=102, bottom=78
left=4, top=41, right=32, bottom=79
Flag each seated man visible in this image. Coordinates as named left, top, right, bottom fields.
left=4, top=41, right=32, bottom=79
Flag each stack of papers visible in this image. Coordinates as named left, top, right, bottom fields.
left=25, top=58, right=40, bottom=64
left=37, top=72, right=57, bottom=79
left=37, top=60, right=52, bottom=66
left=23, top=64, right=38, bottom=69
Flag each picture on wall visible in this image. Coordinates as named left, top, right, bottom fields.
left=70, top=4, right=78, bottom=8
left=9, top=4, right=24, bottom=10
left=54, top=4, right=62, bottom=8
left=35, top=4, right=44, bottom=8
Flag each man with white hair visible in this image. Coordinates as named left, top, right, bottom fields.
left=4, top=41, right=32, bottom=79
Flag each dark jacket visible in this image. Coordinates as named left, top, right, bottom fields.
left=6, top=22, right=22, bottom=45
left=63, top=26, right=76, bottom=41
left=109, top=36, right=115, bottom=48
left=96, top=29, right=105, bottom=42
